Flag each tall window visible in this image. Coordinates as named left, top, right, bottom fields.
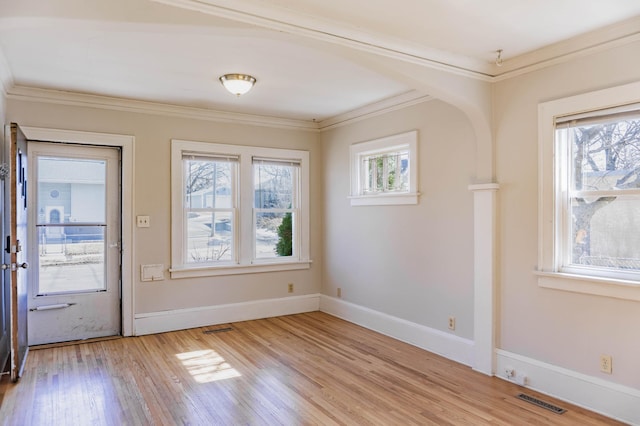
left=556, top=109, right=640, bottom=280
left=183, top=154, right=237, bottom=264
left=171, top=140, right=310, bottom=278
left=253, top=159, right=299, bottom=260
left=538, top=82, right=640, bottom=300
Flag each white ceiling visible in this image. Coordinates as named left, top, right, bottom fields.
left=1, top=0, right=639, bottom=123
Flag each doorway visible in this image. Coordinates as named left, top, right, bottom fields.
left=27, top=143, right=121, bottom=345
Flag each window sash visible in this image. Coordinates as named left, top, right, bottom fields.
left=252, top=160, right=300, bottom=261
left=555, top=111, right=640, bottom=279
left=182, top=155, right=238, bottom=264
left=183, top=208, right=236, bottom=265
left=361, top=150, right=409, bottom=194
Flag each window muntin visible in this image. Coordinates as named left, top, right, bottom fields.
left=361, top=149, right=409, bottom=194
left=253, top=159, right=299, bottom=260
left=183, top=155, right=237, bottom=264
left=350, top=130, right=418, bottom=206
left=171, top=140, right=310, bottom=278
left=556, top=110, right=640, bottom=280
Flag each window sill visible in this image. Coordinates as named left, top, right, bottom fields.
left=169, top=260, right=312, bottom=279
left=535, top=270, right=640, bottom=301
left=349, top=192, right=420, bottom=206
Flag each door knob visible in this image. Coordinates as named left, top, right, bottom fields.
left=0, top=264, right=9, bottom=270
left=18, top=262, right=29, bottom=269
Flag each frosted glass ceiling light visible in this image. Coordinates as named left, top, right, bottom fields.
left=219, top=73, right=257, bottom=96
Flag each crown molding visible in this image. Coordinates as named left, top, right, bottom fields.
left=152, top=0, right=640, bottom=82
left=318, top=91, right=433, bottom=131
left=0, top=47, right=14, bottom=97
left=151, top=0, right=494, bottom=81
left=492, top=15, right=640, bottom=80
left=6, top=86, right=319, bottom=131
left=7, top=85, right=437, bottom=134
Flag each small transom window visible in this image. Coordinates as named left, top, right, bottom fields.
left=349, top=130, right=419, bottom=206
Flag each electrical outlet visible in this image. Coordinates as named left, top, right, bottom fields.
left=448, top=316, right=456, bottom=330
left=287, top=283, right=294, bottom=293
left=514, top=372, right=528, bottom=386
left=505, top=367, right=515, bottom=378
left=136, top=215, right=150, bottom=228
left=337, top=288, right=342, bottom=298
left=600, top=354, right=612, bottom=374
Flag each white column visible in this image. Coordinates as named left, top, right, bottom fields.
left=468, top=183, right=499, bottom=375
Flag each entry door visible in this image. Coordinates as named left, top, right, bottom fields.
left=4, top=123, right=29, bottom=381
left=0, top=139, right=8, bottom=372
left=27, top=143, right=121, bottom=346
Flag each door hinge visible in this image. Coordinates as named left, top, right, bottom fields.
left=5, top=237, right=21, bottom=253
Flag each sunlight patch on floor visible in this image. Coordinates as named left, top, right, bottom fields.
left=176, top=349, right=241, bottom=383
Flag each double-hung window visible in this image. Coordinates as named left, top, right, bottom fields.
left=538, top=81, right=640, bottom=300
left=171, top=139, right=310, bottom=278
left=556, top=109, right=640, bottom=280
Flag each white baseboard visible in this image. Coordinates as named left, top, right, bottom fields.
left=134, top=294, right=321, bottom=335
left=496, top=349, right=640, bottom=425
left=319, top=295, right=474, bottom=366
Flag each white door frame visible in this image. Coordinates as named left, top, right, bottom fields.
left=21, top=126, right=135, bottom=337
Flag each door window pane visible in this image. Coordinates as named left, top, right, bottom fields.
left=36, top=156, right=107, bottom=294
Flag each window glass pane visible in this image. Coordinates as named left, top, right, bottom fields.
left=37, top=157, right=106, bottom=224
left=569, top=118, right=640, bottom=191
left=254, top=163, right=295, bottom=209
left=388, top=152, right=409, bottom=191
left=186, top=211, right=233, bottom=263
left=569, top=196, right=640, bottom=271
left=185, top=159, right=234, bottom=209
left=255, top=212, right=293, bottom=258
left=362, top=150, right=409, bottom=193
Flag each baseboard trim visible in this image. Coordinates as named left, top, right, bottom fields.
left=134, top=294, right=321, bottom=335
left=496, top=349, right=640, bottom=425
left=319, top=295, right=473, bottom=366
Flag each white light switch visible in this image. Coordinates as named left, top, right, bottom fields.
left=137, top=215, right=150, bottom=227
left=141, top=264, right=164, bottom=281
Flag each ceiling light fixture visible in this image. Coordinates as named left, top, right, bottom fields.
left=219, top=74, right=257, bottom=96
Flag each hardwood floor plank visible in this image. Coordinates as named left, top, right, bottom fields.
left=0, top=312, right=625, bottom=425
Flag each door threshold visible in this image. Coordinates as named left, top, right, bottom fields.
left=30, top=335, right=122, bottom=350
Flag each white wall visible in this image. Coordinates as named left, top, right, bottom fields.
left=321, top=99, right=477, bottom=339
left=494, top=40, right=640, bottom=390
left=6, top=100, right=323, bottom=316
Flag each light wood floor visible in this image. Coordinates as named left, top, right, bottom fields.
left=0, top=312, right=623, bottom=425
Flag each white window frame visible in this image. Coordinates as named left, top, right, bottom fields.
left=170, top=139, right=310, bottom=279
left=349, top=130, right=419, bottom=206
left=537, top=81, right=640, bottom=301
left=252, top=157, right=301, bottom=261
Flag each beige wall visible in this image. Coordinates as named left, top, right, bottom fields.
left=494, top=40, right=640, bottom=388
left=5, top=36, right=640, bottom=395
left=6, top=100, right=323, bottom=314
left=321, top=100, right=477, bottom=339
